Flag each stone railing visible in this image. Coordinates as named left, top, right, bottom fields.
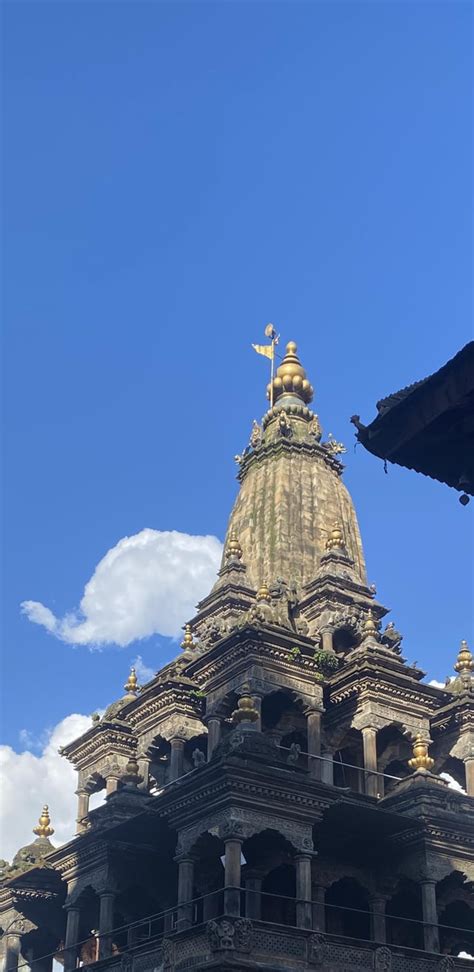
left=81, top=919, right=473, bottom=972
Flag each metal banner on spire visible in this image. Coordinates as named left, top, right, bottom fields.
left=252, top=324, right=279, bottom=407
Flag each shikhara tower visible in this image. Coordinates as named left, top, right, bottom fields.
left=1, top=342, right=473, bottom=971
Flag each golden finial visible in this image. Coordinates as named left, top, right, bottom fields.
left=33, top=805, right=54, bottom=839
left=408, top=735, right=434, bottom=772
left=326, top=522, right=345, bottom=551
left=232, top=682, right=259, bottom=724
left=362, top=608, right=379, bottom=638
left=454, top=639, right=473, bottom=675
left=124, top=666, right=139, bottom=696
left=256, top=583, right=271, bottom=602
left=180, top=623, right=196, bottom=651
left=267, top=341, right=314, bottom=407
left=226, top=532, right=243, bottom=562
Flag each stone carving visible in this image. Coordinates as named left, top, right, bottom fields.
left=437, top=959, right=455, bottom=972
left=278, top=409, right=292, bottom=437
left=199, top=617, right=229, bottom=646
left=308, top=932, right=327, bottom=964
left=325, top=432, right=346, bottom=455
left=308, top=415, right=322, bottom=441
left=207, top=917, right=253, bottom=952
left=162, top=936, right=174, bottom=970
left=192, top=748, right=206, bottom=769
left=381, top=622, right=403, bottom=654
left=250, top=419, right=262, bottom=449
left=374, top=946, right=392, bottom=971
left=286, top=742, right=301, bottom=765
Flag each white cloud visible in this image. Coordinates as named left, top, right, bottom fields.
left=132, top=654, right=155, bottom=684
left=440, top=772, right=466, bottom=794
left=458, top=953, right=474, bottom=960
left=21, top=529, right=223, bottom=647
left=0, top=714, right=93, bottom=862
left=428, top=679, right=446, bottom=689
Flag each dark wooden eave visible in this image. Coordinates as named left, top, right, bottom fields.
left=352, top=342, right=474, bottom=494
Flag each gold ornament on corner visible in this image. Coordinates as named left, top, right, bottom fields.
left=33, top=805, right=54, bottom=839
left=408, top=735, right=434, bottom=772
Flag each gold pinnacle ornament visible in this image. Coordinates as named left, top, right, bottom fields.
left=33, top=805, right=54, bottom=839
left=124, top=666, right=139, bottom=696
left=408, top=735, right=434, bottom=772
left=454, top=639, right=473, bottom=675
left=256, top=583, right=271, bottom=602
left=181, top=623, right=196, bottom=651
left=362, top=608, right=379, bottom=637
left=232, top=682, right=259, bottom=724
left=326, top=523, right=345, bottom=552
left=267, top=341, right=314, bottom=407
left=226, top=532, right=243, bottom=561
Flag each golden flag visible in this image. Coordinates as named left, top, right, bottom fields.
left=252, top=343, right=274, bottom=360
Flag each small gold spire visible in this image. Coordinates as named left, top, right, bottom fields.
left=454, top=639, right=473, bottom=675
left=326, top=522, right=345, bottom=551
left=33, top=805, right=54, bottom=839
left=232, top=682, right=259, bottom=724
left=124, top=666, right=139, bottom=696
left=226, top=532, right=243, bottom=561
left=408, top=735, right=434, bottom=772
left=362, top=608, right=379, bottom=637
left=267, top=341, right=314, bottom=406
left=256, top=583, right=271, bottom=602
left=180, top=623, right=196, bottom=651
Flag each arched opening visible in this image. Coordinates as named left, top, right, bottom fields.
left=437, top=872, right=474, bottom=956
left=76, top=887, right=101, bottom=964
left=437, top=755, right=466, bottom=793
left=377, top=724, right=411, bottom=796
left=191, top=832, right=225, bottom=923
left=261, top=690, right=308, bottom=763
left=333, top=627, right=358, bottom=654
left=382, top=759, right=409, bottom=794
left=387, top=879, right=423, bottom=950
left=262, top=864, right=296, bottom=926
left=183, top=733, right=208, bottom=773
left=333, top=732, right=364, bottom=792
left=325, top=878, right=370, bottom=941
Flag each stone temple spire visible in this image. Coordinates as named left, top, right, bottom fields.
left=222, top=339, right=367, bottom=592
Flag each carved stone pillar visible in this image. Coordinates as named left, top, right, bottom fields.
left=177, top=858, right=194, bottom=930
left=64, top=907, right=81, bottom=972
left=252, top=696, right=262, bottom=732
left=98, top=892, right=115, bottom=959
left=138, top=754, right=150, bottom=791
left=362, top=726, right=378, bottom=797
left=295, top=855, right=312, bottom=929
left=370, top=896, right=387, bottom=943
left=244, top=873, right=262, bottom=919
left=321, top=627, right=334, bottom=652
left=3, top=935, right=21, bottom=972
left=312, top=885, right=326, bottom=932
left=465, top=756, right=474, bottom=796
left=75, top=790, right=90, bottom=834
left=207, top=718, right=221, bottom=759
left=420, top=880, right=439, bottom=953
left=169, top=737, right=185, bottom=781
left=106, top=775, right=120, bottom=795
left=321, top=748, right=334, bottom=785
left=307, top=710, right=322, bottom=780
left=224, top=838, right=242, bottom=916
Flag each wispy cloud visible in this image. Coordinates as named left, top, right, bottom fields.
left=21, top=529, right=222, bottom=647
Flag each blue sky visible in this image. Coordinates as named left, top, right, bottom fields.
left=2, top=0, right=473, bottom=757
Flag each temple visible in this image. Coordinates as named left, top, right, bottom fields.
left=1, top=341, right=473, bottom=972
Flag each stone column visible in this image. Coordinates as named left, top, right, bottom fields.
left=138, top=755, right=150, bottom=791
left=106, top=775, right=120, bottom=796
left=169, top=738, right=185, bottom=781
left=362, top=727, right=378, bottom=798
left=307, top=711, right=322, bottom=780
left=224, top=839, right=242, bottom=916
left=421, top=880, right=439, bottom=953
left=3, top=935, right=21, bottom=972
left=98, top=892, right=115, bottom=959
left=321, top=627, right=334, bottom=652
left=370, top=896, right=387, bottom=943
left=75, top=790, right=90, bottom=834
left=244, top=873, right=262, bottom=919
left=207, top=718, right=221, bottom=759
left=321, top=748, right=334, bottom=785
left=177, top=858, right=194, bottom=930
left=464, top=756, right=474, bottom=796
left=312, top=885, right=326, bottom=932
left=64, top=907, right=80, bottom=972
left=295, top=856, right=312, bottom=929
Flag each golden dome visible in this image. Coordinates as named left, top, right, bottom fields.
left=124, top=666, right=139, bottom=696
left=226, top=532, right=243, bottom=562
left=232, top=683, right=259, bottom=724
left=181, top=623, right=196, bottom=651
left=326, top=523, right=345, bottom=552
left=408, top=735, right=434, bottom=772
left=267, top=342, right=314, bottom=406
left=454, top=639, right=473, bottom=674
left=256, top=583, right=271, bottom=602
